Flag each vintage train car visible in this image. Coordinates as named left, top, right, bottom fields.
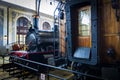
left=64, top=0, right=120, bottom=79
left=65, top=0, right=120, bottom=66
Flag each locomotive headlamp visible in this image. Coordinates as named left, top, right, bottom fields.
left=111, top=0, right=120, bottom=21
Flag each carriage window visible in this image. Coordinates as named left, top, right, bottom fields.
left=78, top=6, right=91, bottom=36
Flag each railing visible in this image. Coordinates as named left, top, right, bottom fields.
left=10, top=56, right=104, bottom=80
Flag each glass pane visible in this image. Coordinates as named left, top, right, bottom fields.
left=78, top=6, right=91, bottom=36
left=23, top=19, right=28, bottom=27
left=19, top=35, right=25, bottom=44
left=20, top=19, right=23, bottom=26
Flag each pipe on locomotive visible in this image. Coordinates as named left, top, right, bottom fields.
left=32, top=15, right=39, bottom=30
left=36, top=0, right=41, bottom=16
left=32, top=0, right=41, bottom=30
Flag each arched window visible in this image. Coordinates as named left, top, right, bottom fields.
left=42, top=22, right=51, bottom=30
left=16, top=17, right=29, bottom=44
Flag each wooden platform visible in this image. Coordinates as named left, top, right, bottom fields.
left=48, top=69, right=74, bottom=80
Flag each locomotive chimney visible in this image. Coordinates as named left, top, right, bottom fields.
left=32, top=15, right=39, bottom=30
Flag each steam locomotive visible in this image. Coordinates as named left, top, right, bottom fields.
left=10, top=21, right=59, bottom=67
left=64, top=0, right=120, bottom=80
left=9, top=27, right=60, bottom=75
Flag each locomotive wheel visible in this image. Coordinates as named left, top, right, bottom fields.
left=71, top=62, right=101, bottom=80
left=71, top=62, right=86, bottom=80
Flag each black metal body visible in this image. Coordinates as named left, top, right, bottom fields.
left=65, top=0, right=98, bottom=65
left=25, top=28, right=59, bottom=53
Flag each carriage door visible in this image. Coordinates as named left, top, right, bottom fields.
left=66, top=0, right=98, bottom=65
left=71, top=5, right=91, bottom=53
left=17, top=17, right=29, bottom=45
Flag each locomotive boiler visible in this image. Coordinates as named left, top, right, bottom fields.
left=25, top=27, right=59, bottom=53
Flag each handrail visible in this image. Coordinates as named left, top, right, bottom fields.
left=10, top=56, right=104, bottom=80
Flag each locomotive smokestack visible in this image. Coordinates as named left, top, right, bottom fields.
left=32, top=15, right=39, bottom=30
